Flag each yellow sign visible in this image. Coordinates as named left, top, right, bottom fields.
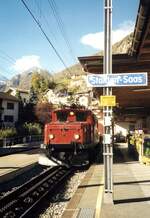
left=100, top=95, right=116, bottom=107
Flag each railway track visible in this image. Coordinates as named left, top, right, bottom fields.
left=0, top=166, right=73, bottom=218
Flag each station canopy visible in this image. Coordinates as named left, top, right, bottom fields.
left=78, top=0, right=150, bottom=109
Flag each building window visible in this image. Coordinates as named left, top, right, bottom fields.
left=4, top=115, right=14, bottom=122
left=7, top=102, right=14, bottom=110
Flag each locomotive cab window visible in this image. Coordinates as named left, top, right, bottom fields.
left=76, top=112, right=88, bottom=121
left=56, top=111, right=68, bottom=122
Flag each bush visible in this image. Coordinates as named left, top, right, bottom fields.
left=35, top=102, right=52, bottom=124
left=23, top=122, right=42, bottom=135
left=0, top=128, right=17, bottom=139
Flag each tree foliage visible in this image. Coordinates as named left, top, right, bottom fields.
left=55, top=78, right=69, bottom=93
left=17, top=102, right=36, bottom=125
left=35, top=102, right=53, bottom=124
left=23, top=122, right=42, bottom=135
left=29, top=86, right=38, bottom=104
left=15, top=89, right=22, bottom=101
left=30, top=72, right=56, bottom=103
left=0, top=128, right=17, bottom=139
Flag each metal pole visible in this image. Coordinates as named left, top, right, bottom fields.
left=103, top=0, right=113, bottom=193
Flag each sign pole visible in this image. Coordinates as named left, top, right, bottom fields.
left=103, top=0, right=113, bottom=193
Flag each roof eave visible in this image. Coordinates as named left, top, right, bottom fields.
left=129, top=0, right=150, bottom=56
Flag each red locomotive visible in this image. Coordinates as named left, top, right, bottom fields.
left=39, top=107, right=100, bottom=166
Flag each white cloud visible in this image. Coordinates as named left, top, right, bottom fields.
left=80, top=20, right=134, bottom=50
left=12, top=55, right=41, bottom=73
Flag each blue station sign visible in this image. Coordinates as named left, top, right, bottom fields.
left=87, top=72, right=148, bottom=87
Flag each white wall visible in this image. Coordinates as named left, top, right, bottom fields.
left=1, top=100, right=18, bottom=126
left=114, top=122, right=132, bottom=136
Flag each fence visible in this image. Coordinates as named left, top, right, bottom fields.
left=0, top=135, right=43, bottom=147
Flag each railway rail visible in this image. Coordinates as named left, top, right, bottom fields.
left=0, top=166, right=73, bottom=218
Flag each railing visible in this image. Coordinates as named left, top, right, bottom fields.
left=0, top=135, right=43, bottom=147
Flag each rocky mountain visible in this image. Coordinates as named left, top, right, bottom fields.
left=112, top=33, right=133, bottom=54
left=5, top=67, right=53, bottom=90
left=53, top=63, right=84, bottom=84
left=96, top=33, right=133, bottom=56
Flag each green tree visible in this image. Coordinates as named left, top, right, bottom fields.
left=30, top=72, right=56, bottom=102
left=55, top=78, right=69, bottom=93
left=15, top=89, right=22, bottom=101
left=29, top=86, right=38, bottom=104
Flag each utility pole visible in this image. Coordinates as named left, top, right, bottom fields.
left=103, top=0, right=113, bottom=193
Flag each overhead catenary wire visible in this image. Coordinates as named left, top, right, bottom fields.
left=21, top=0, right=72, bottom=76
left=47, top=0, right=77, bottom=63
left=0, top=50, right=16, bottom=77
left=0, top=65, right=12, bottom=78
left=34, top=0, right=76, bottom=70
left=0, top=49, right=16, bottom=64
left=33, top=0, right=58, bottom=44
left=32, top=0, right=72, bottom=75
left=35, top=0, right=42, bottom=19
left=0, top=54, right=14, bottom=65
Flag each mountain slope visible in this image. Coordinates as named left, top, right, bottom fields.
left=6, top=68, right=53, bottom=90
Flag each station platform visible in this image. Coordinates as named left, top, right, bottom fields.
left=62, top=143, right=150, bottom=218
left=101, top=147, right=150, bottom=218
left=62, top=164, right=104, bottom=218
left=0, top=148, right=40, bottom=183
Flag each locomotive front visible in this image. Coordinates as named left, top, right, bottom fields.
left=39, top=108, right=99, bottom=166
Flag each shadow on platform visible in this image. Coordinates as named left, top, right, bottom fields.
left=114, top=179, right=150, bottom=185
left=0, top=166, right=20, bottom=169
left=78, top=183, right=103, bottom=189
left=114, top=196, right=150, bottom=204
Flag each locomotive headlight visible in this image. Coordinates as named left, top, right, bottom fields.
left=70, top=111, right=74, bottom=116
left=49, top=134, right=54, bottom=139
left=74, top=134, right=80, bottom=140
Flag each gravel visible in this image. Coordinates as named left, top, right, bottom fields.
left=39, top=170, right=86, bottom=218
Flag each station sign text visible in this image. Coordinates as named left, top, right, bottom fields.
left=87, top=72, right=148, bottom=87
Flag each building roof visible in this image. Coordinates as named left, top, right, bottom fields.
left=129, top=0, right=150, bottom=58
left=6, top=87, right=29, bottom=94
left=78, top=54, right=150, bottom=73
left=0, top=92, right=19, bottom=102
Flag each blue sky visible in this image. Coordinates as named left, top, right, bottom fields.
left=0, top=0, right=139, bottom=79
